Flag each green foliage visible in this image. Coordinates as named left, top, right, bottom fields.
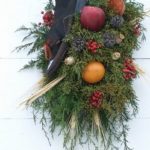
left=18, top=0, right=145, bottom=150
left=45, top=0, right=54, bottom=10
left=15, top=23, right=50, bottom=71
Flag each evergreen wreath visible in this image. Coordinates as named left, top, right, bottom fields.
left=16, top=0, right=149, bottom=149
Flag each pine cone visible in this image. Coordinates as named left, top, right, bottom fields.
left=110, top=15, right=124, bottom=28
left=103, top=32, right=116, bottom=48
left=72, top=37, right=86, bottom=52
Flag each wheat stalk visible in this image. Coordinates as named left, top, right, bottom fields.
left=130, top=9, right=150, bottom=24
left=20, top=75, right=65, bottom=107
left=93, top=110, right=106, bottom=148
left=70, top=114, right=77, bottom=129
left=135, top=64, right=150, bottom=86
left=69, top=113, right=77, bottom=139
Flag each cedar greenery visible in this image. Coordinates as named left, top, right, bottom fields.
left=16, top=0, right=145, bottom=149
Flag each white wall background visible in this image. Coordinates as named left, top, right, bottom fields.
left=0, top=0, right=150, bottom=150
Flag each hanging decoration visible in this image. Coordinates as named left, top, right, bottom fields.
left=16, top=0, right=148, bottom=149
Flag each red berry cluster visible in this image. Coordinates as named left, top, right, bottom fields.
left=89, top=91, right=103, bottom=108
left=123, top=59, right=137, bottom=80
left=42, top=11, right=54, bottom=27
left=86, top=40, right=101, bottom=53
left=133, top=24, right=141, bottom=36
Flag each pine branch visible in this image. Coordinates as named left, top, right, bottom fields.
left=27, top=38, right=44, bottom=55
left=45, top=0, right=54, bottom=10
left=15, top=25, right=31, bottom=32
left=20, top=60, right=37, bottom=70
left=22, top=33, right=34, bottom=42
left=14, top=42, right=33, bottom=52
left=120, top=115, right=133, bottom=150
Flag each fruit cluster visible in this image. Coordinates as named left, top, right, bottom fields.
left=133, top=24, right=141, bottom=36
left=89, top=91, right=103, bottom=108
left=86, top=40, right=101, bottom=53
left=42, top=11, right=54, bottom=26
left=123, top=59, right=137, bottom=80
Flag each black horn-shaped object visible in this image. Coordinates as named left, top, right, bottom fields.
left=46, top=0, right=87, bottom=77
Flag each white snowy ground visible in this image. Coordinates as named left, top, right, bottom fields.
left=0, top=0, right=150, bottom=150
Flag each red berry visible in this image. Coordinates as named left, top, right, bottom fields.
left=94, top=91, right=98, bottom=95
left=93, top=45, right=97, bottom=49
left=132, top=74, right=136, bottom=78
left=86, top=40, right=100, bottom=53
left=123, top=68, right=130, bottom=73
left=124, top=74, right=129, bottom=80
left=92, top=42, right=97, bottom=45
left=96, top=96, right=99, bottom=98
left=128, top=66, right=135, bottom=71
left=93, top=97, right=97, bottom=101
left=38, top=22, right=42, bottom=26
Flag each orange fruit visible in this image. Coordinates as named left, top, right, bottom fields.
left=108, top=0, right=125, bottom=15
left=82, top=61, right=105, bottom=84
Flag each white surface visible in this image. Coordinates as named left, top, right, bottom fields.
left=0, top=0, right=150, bottom=150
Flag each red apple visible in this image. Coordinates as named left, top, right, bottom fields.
left=80, top=6, right=105, bottom=32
